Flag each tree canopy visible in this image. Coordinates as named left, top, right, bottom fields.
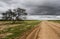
left=2, top=8, right=27, bottom=20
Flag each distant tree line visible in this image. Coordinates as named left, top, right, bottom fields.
left=2, top=8, right=27, bottom=21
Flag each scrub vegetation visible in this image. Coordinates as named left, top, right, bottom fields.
left=0, top=20, right=40, bottom=39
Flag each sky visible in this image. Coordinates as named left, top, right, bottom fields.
left=0, top=0, right=60, bottom=15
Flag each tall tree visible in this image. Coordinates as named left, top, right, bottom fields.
left=2, top=8, right=27, bottom=20
left=13, top=8, right=27, bottom=20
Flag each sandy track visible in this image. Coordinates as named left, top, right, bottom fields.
left=19, top=23, right=41, bottom=39
left=45, top=21, right=60, bottom=37
left=20, top=21, right=60, bottom=39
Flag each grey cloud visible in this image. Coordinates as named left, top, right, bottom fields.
left=30, top=6, right=60, bottom=15
left=26, top=0, right=60, bottom=15
left=0, top=0, right=60, bottom=15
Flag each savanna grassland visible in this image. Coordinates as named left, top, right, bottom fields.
left=0, top=20, right=40, bottom=39
left=48, top=20, right=60, bottom=23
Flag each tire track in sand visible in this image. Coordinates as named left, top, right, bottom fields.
left=20, top=21, right=60, bottom=39
left=37, top=21, right=60, bottom=39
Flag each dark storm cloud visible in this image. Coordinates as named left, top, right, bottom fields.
left=19, top=0, right=60, bottom=15
left=30, top=6, right=60, bottom=15
left=0, top=0, right=60, bottom=15
left=26, top=0, right=60, bottom=15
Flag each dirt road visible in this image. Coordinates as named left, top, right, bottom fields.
left=20, top=21, right=60, bottom=39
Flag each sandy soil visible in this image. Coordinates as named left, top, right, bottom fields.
left=19, top=21, right=60, bottom=39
